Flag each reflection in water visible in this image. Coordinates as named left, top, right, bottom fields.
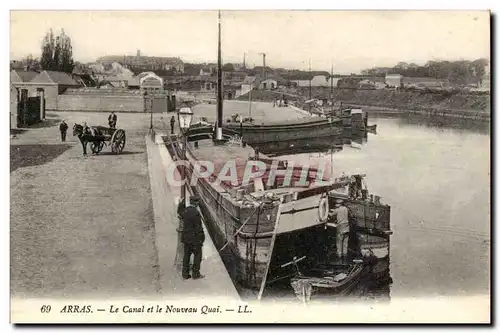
left=253, top=130, right=370, bottom=157
left=245, top=114, right=488, bottom=302
left=384, top=112, right=490, bottom=134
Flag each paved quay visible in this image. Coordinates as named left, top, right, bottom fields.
left=11, top=111, right=166, bottom=299
left=11, top=110, right=240, bottom=301
left=146, top=132, right=239, bottom=300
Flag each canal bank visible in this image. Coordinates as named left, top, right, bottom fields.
left=341, top=103, right=490, bottom=121
left=146, top=132, right=240, bottom=300
left=234, top=89, right=490, bottom=121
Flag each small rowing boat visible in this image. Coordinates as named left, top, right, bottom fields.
left=283, top=256, right=365, bottom=302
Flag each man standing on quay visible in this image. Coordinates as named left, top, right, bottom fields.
left=108, top=111, right=117, bottom=128
left=181, top=196, right=205, bottom=280
left=59, top=120, right=68, bottom=142
left=170, top=115, right=176, bottom=135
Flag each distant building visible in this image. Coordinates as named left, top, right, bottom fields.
left=200, top=68, right=212, bottom=76
left=385, top=74, right=403, bottom=88
left=291, top=80, right=310, bottom=87
left=480, top=62, right=491, bottom=91
left=232, top=63, right=245, bottom=71
left=241, top=76, right=260, bottom=96
left=226, top=70, right=248, bottom=84
left=96, top=62, right=136, bottom=88
left=359, top=79, right=375, bottom=89
left=98, top=54, right=185, bottom=73
left=310, top=75, right=329, bottom=87
left=73, top=73, right=97, bottom=87
left=291, top=76, right=331, bottom=87
left=259, top=78, right=277, bottom=90
left=99, top=76, right=128, bottom=88
left=137, top=72, right=163, bottom=92
left=88, top=63, right=106, bottom=74
left=109, top=62, right=135, bottom=78
left=402, top=77, right=448, bottom=89
left=480, top=73, right=490, bottom=91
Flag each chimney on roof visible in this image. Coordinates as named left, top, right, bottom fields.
left=137, top=49, right=141, bottom=57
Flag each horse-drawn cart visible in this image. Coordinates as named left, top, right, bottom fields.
left=89, top=127, right=126, bottom=155
left=73, top=123, right=126, bottom=156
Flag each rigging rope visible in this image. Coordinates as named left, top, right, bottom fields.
left=218, top=201, right=267, bottom=252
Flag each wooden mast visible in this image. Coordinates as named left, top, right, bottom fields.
left=215, top=10, right=223, bottom=141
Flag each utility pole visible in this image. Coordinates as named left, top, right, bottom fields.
left=308, top=59, right=312, bottom=100
left=243, top=52, right=246, bottom=69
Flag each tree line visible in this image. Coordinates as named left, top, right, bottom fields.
left=361, top=59, right=489, bottom=84
left=40, top=29, right=75, bottom=73
left=12, top=29, right=76, bottom=73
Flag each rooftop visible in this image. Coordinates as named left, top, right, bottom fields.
left=11, top=70, right=39, bottom=83
left=42, top=70, right=81, bottom=86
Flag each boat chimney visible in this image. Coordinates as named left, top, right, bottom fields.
left=215, top=10, right=223, bottom=141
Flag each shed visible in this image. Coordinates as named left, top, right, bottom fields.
left=27, top=70, right=81, bottom=111
left=259, top=78, right=277, bottom=90
left=385, top=74, right=403, bottom=88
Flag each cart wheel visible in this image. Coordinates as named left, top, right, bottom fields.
left=111, top=129, right=126, bottom=154
left=91, top=141, right=104, bottom=154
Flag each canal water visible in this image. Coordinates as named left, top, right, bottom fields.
left=271, top=115, right=490, bottom=301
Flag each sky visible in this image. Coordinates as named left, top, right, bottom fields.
left=10, top=10, right=490, bottom=74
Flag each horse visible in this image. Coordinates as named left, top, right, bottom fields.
left=72, top=123, right=107, bottom=156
